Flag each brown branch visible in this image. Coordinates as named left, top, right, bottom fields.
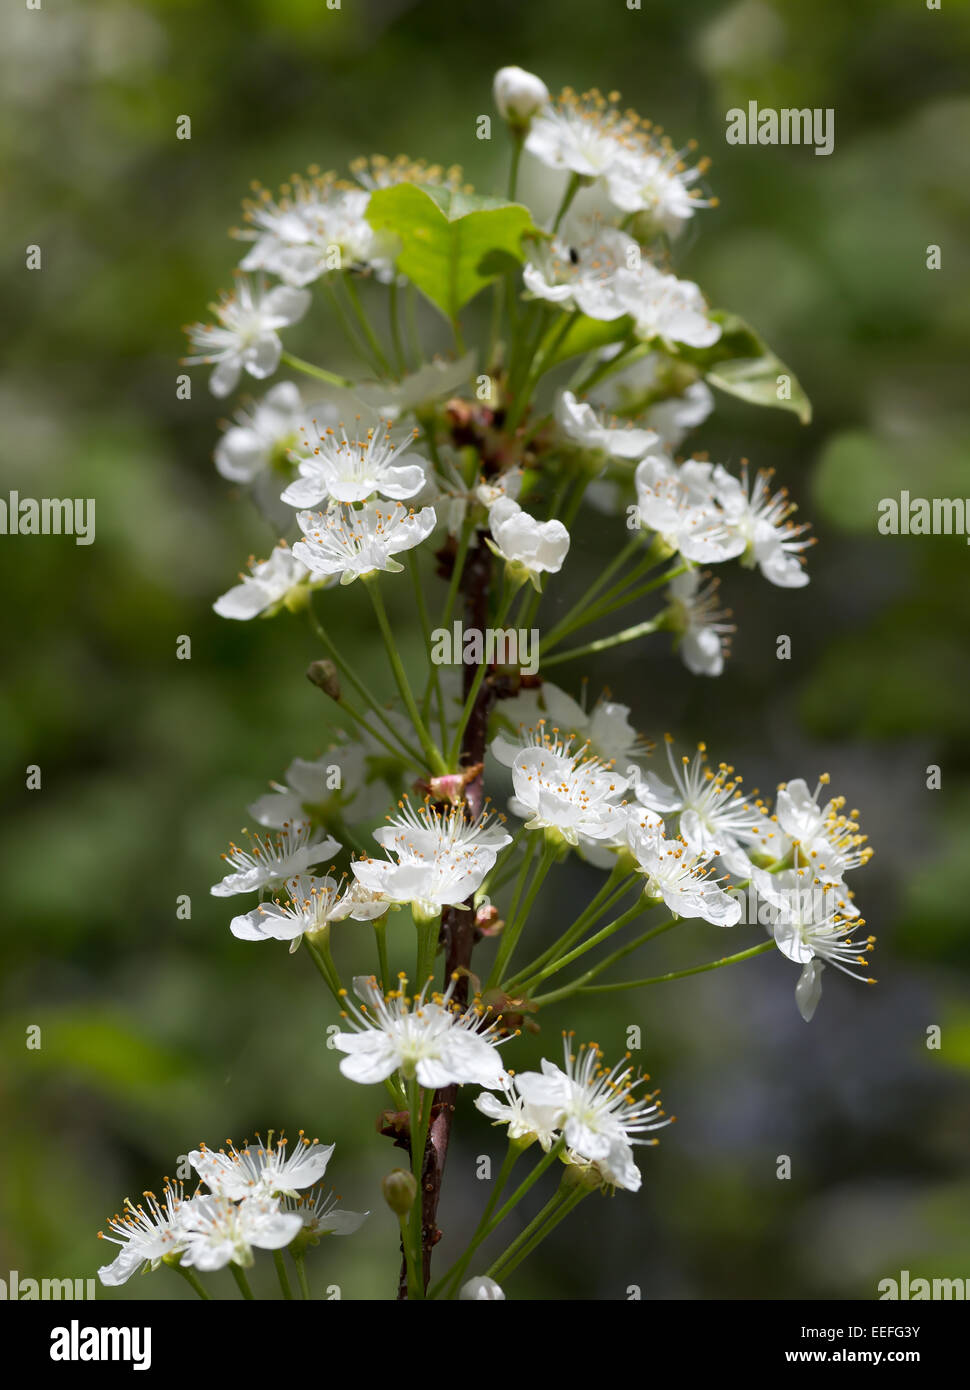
left=398, top=529, right=495, bottom=1297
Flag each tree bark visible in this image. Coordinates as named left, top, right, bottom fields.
left=398, top=530, right=494, bottom=1297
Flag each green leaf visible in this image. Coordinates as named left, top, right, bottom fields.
left=676, top=311, right=812, bottom=425
left=365, top=183, right=537, bottom=321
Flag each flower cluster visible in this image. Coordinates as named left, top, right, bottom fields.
left=154, top=60, right=876, bottom=1303
left=97, top=1133, right=366, bottom=1286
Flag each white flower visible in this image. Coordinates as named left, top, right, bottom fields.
left=280, top=1188, right=369, bottom=1238
left=336, top=878, right=398, bottom=921
left=494, top=689, right=648, bottom=768
left=332, top=973, right=510, bottom=1088
left=753, top=865, right=875, bottom=1021
left=248, top=745, right=367, bottom=829
left=280, top=189, right=398, bottom=286
left=236, top=172, right=398, bottom=285
left=666, top=569, right=734, bottom=678
left=348, top=153, right=466, bottom=194
left=589, top=349, right=714, bottom=448
left=214, top=382, right=304, bottom=483
left=189, top=1132, right=335, bottom=1200
left=184, top=275, right=311, bottom=397
left=281, top=419, right=428, bottom=508
left=632, top=736, right=767, bottom=874
left=373, top=796, right=513, bottom=860
left=230, top=874, right=359, bottom=949
left=605, top=136, right=714, bottom=238
left=351, top=847, right=496, bottom=919
left=214, top=381, right=310, bottom=524
left=525, top=88, right=640, bottom=182
left=774, top=776, right=872, bottom=883
left=515, top=1038, right=670, bottom=1193
left=213, top=543, right=314, bottom=621
left=493, top=66, right=549, bottom=126
left=474, top=1073, right=561, bottom=1151
left=460, top=1275, right=506, bottom=1300
left=615, top=262, right=721, bottom=348
left=350, top=799, right=511, bottom=918
left=211, top=821, right=341, bottom=897
left=507, top=728, right=629, bottom=846
left=178, top=1193, right=304, bottom=1271
left=293, top=500, right=437, bottom=585
left=555, top=389, right=659, bottom=460
left=487, top=497, right=570, bottom=589
left=634, top=455, right=745, bottom=565
left=522, top=224, right=634, bottom=321
left=712, top=464, right=814, bottom=588
left=97, top=1183, right=186, bottom=1286
left=626, top=817, right=742, bottom=926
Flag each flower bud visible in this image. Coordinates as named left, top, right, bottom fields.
left=475, top=903, right=504, bottom=937
left=459, top=1274, right=506, bottom=1300
left=381, top=1168, right=418, bottom=1216
left=493, top=67, right=549, bottom=129
left=306, top=659, right=341, bottom=700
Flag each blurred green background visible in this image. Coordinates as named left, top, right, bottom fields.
left=2, top=0, right=969, bottom=1301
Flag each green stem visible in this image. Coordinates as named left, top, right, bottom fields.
left=541, top=563, right=685, bottom=653
left=506, top=863, right=634, bottom=989
left=406, top=283, right=424, bottom=365
left=544, top=535, right=643, bottom=643
left=373, top=917, right=390, bottom=990
left=507, top=132, right=524, bottom=201
left=280, top=352, right=353, bottom=389
left=569, top=336, right=643, bottom=394
left=487, top=838, right=557, bottom=988
left=488, top=1186, right=587, bottom=1282
left=551, top=173, right=581, bottom=233
left=366, top=578, right=447, bottom=774
left=170, top=1262, right=211, bottom=1300
left=343, top=274, right=393, bottom=376
left=447, top=581, right=516, bottom=764
left=576, top=938, right=779, bottom=994
left=439, top=518, right=475, bottom=634
left=531, top=914, right=681, bottom=1005
left=516, top=899, right=650, bottom=994
left=389, top=280, right=407, bottom=374
left=433, top=1138, right=566, bottom=1296
left=230, top=1264, right=255, bottom=1300
left=307, top=598, right=427, bottom=766
left=541, top=616, right=662, bottom=669
left=407, top=1079, right=432, bottom=1299
left=410, top=552, right=447, bottom=743
left=495, top=833, right=536, bottom=961
left=431, top=1143, right=522, bottom=1300
left=304, top=936, right=343, bottom=1006
left=292, top=1253, right=311, bottom=1300
left=398, top=1212, right=422, bottom=1300
left=414, top=912, right=441, bottom=985
left=273, top=1249, right=295, bottom=1300
left=324, top=281, right=376, bottom=370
